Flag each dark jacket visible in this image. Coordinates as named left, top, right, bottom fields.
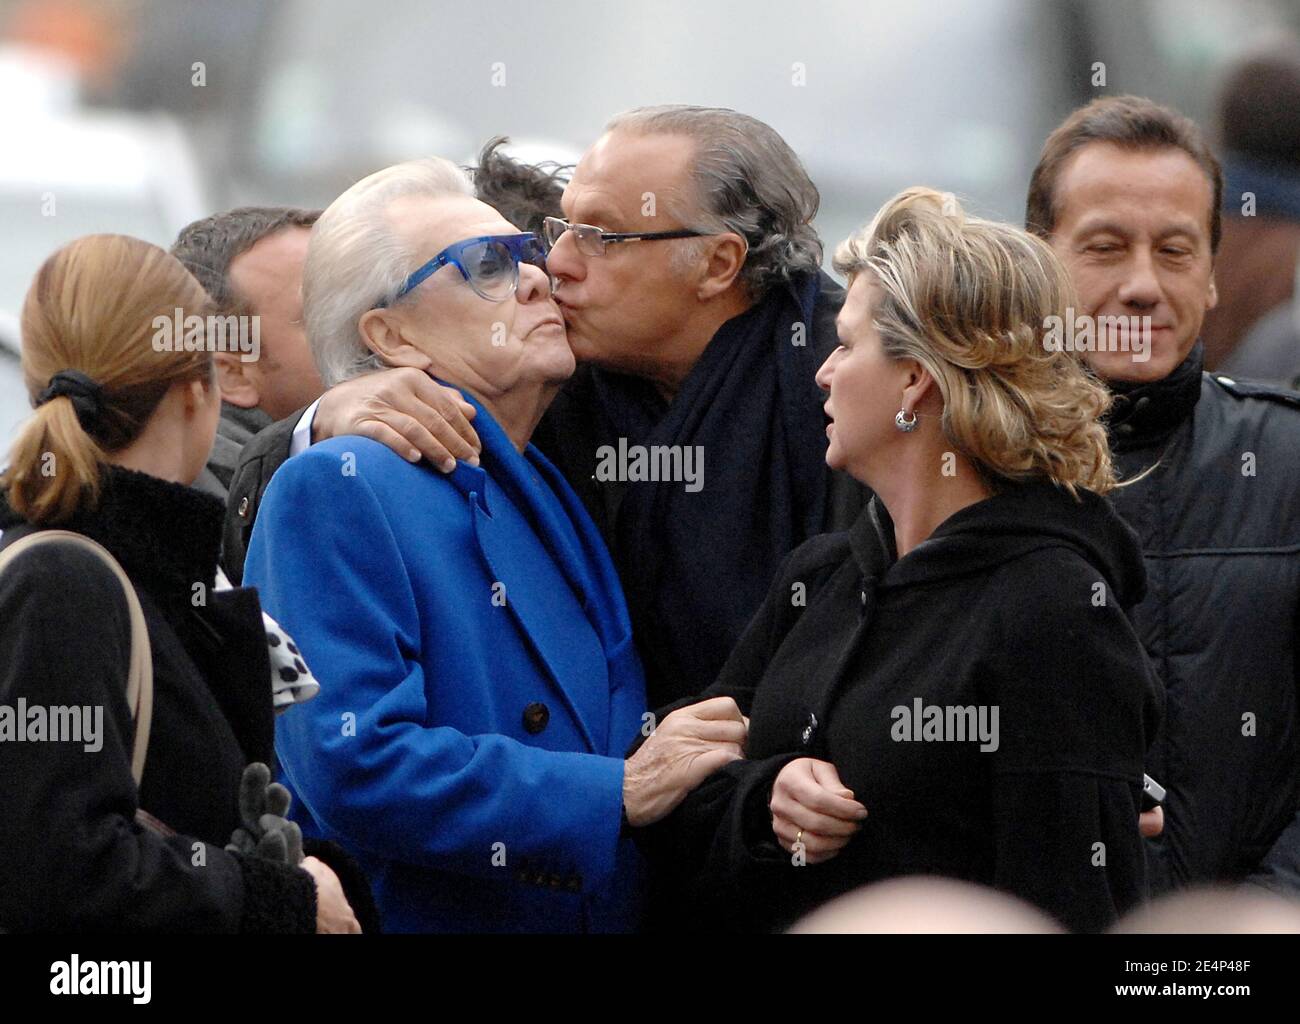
left=1105, top=343, right=1300, bottom=895
left=221, top=275, right=869, bottom=706
left=635, top=481, right=1163, bottom=934
left=0, top=467, right=317, bottom=932
left=195, top=402, right=272, bottom=501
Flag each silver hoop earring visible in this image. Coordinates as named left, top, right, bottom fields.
left=895, top=408, right=918, bottom=432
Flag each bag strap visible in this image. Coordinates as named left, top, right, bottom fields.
left=0, top=529, right=153, bottom=786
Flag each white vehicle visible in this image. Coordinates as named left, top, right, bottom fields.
left=0, top=46, right=208, bottom=446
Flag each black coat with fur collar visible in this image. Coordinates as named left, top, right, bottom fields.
left=636, top=480, right=1164, bottom=933
left=0, top=467, right=316, bottom=932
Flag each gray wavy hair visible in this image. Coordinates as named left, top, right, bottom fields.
left=604, top=105, right=823, bottom=298
left=304, top=157, right=474, bottom=387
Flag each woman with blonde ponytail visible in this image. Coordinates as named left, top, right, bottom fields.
left=3, top=234, right=219, bottom=524
left=0, top=235, right=363, bottom=933
left=640, top=189, right=1163, bottom=934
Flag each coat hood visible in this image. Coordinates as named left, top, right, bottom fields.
left=852, top=479, right=1148, bottom=609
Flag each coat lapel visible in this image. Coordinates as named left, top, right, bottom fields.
left=444, top=395, right=614, bottom=753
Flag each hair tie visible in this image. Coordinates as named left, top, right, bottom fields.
left=36, top=369, right=105, bottom=429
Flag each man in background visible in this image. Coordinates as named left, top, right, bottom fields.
left=172, top=206, right=323, bottom=497
left=1201, top=40, right=1300, bottom=380
left=1026, top=94, right=1300, bottom=897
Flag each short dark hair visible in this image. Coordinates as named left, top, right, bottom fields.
left=171, top=206, right=320, bottom=314
left=1218, top=42, right=1300, bottom=170
left=467, top=136, right=569, bottom=235
left=1026, top=95, right=1223, bottom=254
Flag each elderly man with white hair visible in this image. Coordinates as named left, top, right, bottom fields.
left=242, top=156, right=746, bottom=933
left=227, top=106, right=865, bottom=712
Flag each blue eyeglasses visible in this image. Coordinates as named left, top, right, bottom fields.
left=382, top=232, right=549, bottom=305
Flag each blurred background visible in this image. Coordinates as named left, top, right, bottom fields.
left=1, top=0, right=1298, bottom=442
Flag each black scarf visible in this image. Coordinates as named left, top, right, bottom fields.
left=1106, top=340, right=1204, bottom=452
left=592, top=270, right=828, bottom=705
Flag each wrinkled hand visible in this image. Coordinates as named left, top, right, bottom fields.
left=623, top=697, right=747, bottom=828
left=301, top=856, right=362, bottom=934
left=770, top=758, right=867, bottom=864
left=312, top=367, right=481, bottom=472
left=225, top=762, right=303, bottom=865
left=1139, top=806, right=1164, bottom=838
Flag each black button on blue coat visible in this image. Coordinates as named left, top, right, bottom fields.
left=523, top=701, right=550, bottom=734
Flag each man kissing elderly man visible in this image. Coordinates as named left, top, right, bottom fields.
left=236, top=105, right=857, bottom=934
left=228, top=105, right=865, bottom=710
left=241, top=146, right=760, bottom=933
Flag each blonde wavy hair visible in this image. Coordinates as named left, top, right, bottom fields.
left=834, top=187, right=1115, bottom=496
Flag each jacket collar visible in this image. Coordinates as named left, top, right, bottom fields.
left=849, top=478, right=1146, bottom=608
left=804, top=479, right=1147, bottom=755
left=2, top=465, right=224, bottom=607
left=849, top=496, right=896, bottom=583
left=441, top=386, right=641, bottom=752
left=219, top=402, right=273, bottom=446
left=443, top=385, right=619, bottom=616
left=1106, top=340, right=1204, bottom=451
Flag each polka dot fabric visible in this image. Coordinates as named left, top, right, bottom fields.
left=216, top=567, right=320, bottom=711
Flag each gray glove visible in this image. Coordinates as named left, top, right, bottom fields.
left=225, top=762, right=304, bottom=865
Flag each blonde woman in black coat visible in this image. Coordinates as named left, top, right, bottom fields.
left=0, top=235, right=359, bottom=933
left=635, top=189, right=1163, bottom=933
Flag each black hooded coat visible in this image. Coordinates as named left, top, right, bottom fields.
left=634, top=479, right=1164, bottom=933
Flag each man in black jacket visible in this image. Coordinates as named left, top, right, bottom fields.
left=223, top=106, right=867, bottom=707
left=1026, top=95, right=1300, bottom=897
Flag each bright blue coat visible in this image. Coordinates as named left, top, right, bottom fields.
left=244, top=390, right=647, bottom=933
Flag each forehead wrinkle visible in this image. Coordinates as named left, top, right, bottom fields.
left=565, top=181, right=631, bottom=226
left=1073, top=217, right=1132, bottom=237
left=1152, top=219, right=1204, bottom=241
left=1056, top=148, right=1214, bottom=242
left=565, top=158, right=698, bottom=227
left=389, top=202, right=514, bottom=265
left=1074, top=214, right=1204, bottom=243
